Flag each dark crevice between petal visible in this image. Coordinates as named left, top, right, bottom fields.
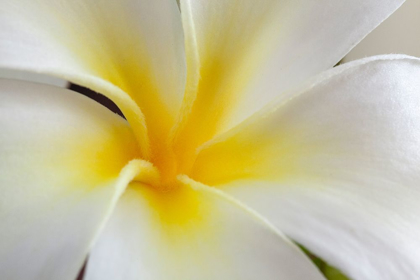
left=334, top=59, right=344, bottom=67
left=76, top=259, right=87, bottom=280
left=68, top=83, right=125, bottom=119
left=68, top=83, right=122, bottom=280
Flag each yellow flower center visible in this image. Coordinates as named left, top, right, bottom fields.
left=131, top=139, right=192, bottom=192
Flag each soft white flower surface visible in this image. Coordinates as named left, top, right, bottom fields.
left=0, top=80, right=143, bottom=279
left=193, top=56, right=420, bottom=279
left=0, top=0, right=417, bottom=280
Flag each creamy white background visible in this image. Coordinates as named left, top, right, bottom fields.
left=344, top=0, right=420, bottom=61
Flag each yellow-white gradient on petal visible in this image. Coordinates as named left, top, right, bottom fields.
left=190, top=56, right=420, bottom=279
left=84, top=176, right=325, bottom=280
left=0, top=79, right=141, bottom=280
left=0, top=0, right=186, bottom=161
left=173, top=0, right=404, bottom=173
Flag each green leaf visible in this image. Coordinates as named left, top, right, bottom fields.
left=297, top=244, right=350, bottom=280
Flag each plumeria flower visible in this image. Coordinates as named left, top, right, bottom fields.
left=1, top=0, right=420, bottom=279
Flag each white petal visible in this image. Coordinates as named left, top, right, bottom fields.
left=0, top=79, right=142, bottom=280
left=191, top=55, right=420, bottom=279
left=0, top=0, right=186, bottom=157
left=173, top=0, right=404, bottom=164
left=85, top=177, right=324, bottom=280
left=0, top=69, right=66, bottom=87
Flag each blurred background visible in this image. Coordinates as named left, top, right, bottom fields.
left=342, top=0, right=420, bottom=62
